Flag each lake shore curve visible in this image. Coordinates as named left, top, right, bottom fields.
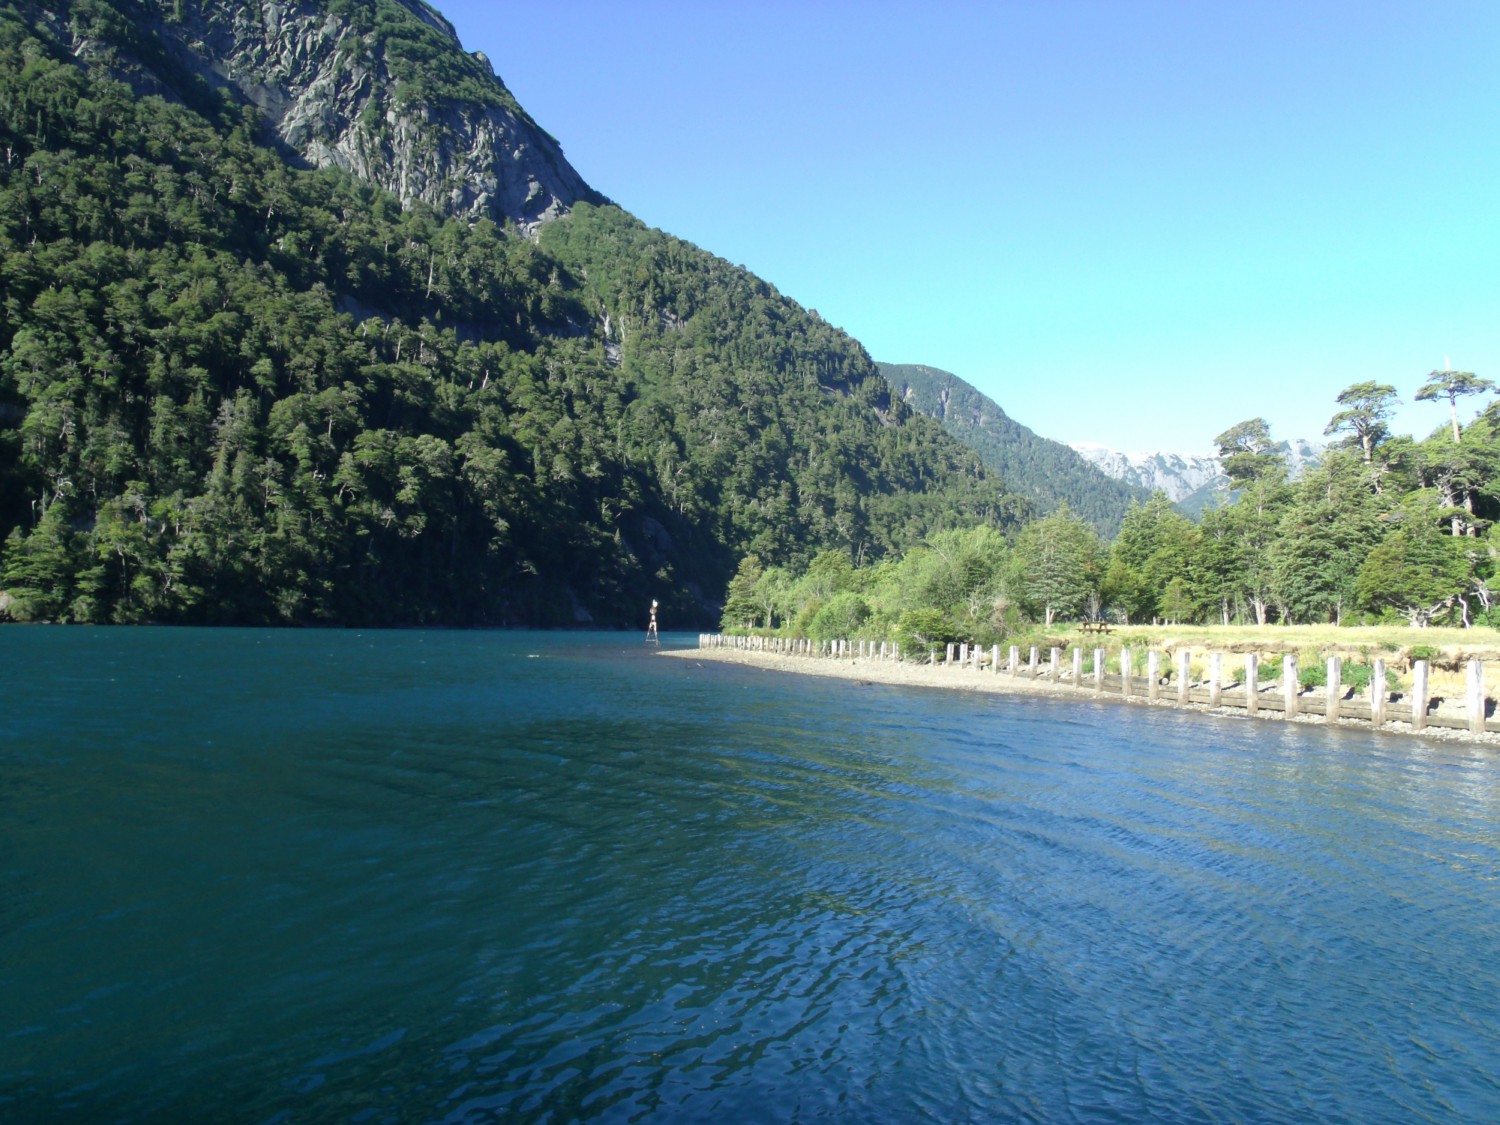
left=660, top=645, right=1500, bottom=746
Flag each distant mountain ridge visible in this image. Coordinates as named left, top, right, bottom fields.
left=1071, top=438, right=1323, bottom=515
left=1068, top=444, right=1225, bottom=511
left=877, top=363, right=1154, bottom=535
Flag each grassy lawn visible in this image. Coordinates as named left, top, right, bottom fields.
left=1032, top=622, right=1500, bottom=659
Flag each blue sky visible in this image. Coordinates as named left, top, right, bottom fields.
left=437, top=1, right=1500, bottom=453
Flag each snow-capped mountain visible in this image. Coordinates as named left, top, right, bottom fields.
left=1070, top=439, right=1321, bottom=515
left=1069, top=444, right=1224, bottom=503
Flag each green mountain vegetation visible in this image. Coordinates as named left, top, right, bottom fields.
left=722, top=384, right=1500, bottom=643
left=877, top=362, right=1154, bottom=535
left=0, top=1, right=1026, bottom=627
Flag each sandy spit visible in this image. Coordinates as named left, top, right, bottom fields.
left=659, top=647, right=1500, bottom=748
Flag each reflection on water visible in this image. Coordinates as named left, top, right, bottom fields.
left=2, top=628, right=1498, bottom=1122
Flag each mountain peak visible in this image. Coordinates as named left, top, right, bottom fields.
left=877, top=362, right=1153, bottom=535
left=126, top=0, right=605, bottom=230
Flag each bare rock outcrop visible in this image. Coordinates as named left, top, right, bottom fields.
left=59, top=0, right=602, bottom=231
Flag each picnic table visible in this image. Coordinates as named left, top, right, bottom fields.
left=1079, top=621, right=1113, bottom=635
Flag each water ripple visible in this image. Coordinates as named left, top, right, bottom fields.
left=2, top=631, right=1498, bottom=1122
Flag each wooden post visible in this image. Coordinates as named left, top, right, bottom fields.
left=1072, top=647, right=1083, bottom=689
left=1029, top=647, right=1039, bottom=679
left=992, top=644, right=1000, bottom=675
left=1094, top=648, right=1106, bottom=692
left=1244, top=653, right=1258, bottom=716
left=1148, top=651, right=1161, bottom=702
left=1326, top=657, right=1342, bottom=722
left=1371, top=659, right=1386, bottom=728
left=1209, top=653, right=1223, bottom=708
left=946, top=643, right=955, bottom=665
left=1177, top=650, right=1191, bottom=705
left=1121, top=647, right=1133, bottom=698
left=1412, top=659, right=1429, bottom=731
left=1284, top=654, right=1299, bottom=718
left=1468, top=658, right=1485, bottom=735
left=959, top=643, right=968, bottom=666
left=1049, top=647, right=1060, bottom=682
left=1009, top=645, right=1019, bottom=675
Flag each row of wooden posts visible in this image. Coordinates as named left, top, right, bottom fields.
left=698, top=633, right=1493, bottom=736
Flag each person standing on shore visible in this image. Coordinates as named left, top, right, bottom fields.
left=647, top=600, right=659, bottom=644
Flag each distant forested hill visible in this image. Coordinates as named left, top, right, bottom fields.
left=0, top=1, right=1023, bottom=627
left=877, top=362, right=1153, bottom=535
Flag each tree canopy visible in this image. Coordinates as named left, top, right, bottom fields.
left=0, top=4, right=1024, bottom=626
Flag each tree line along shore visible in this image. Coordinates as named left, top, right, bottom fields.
left=718, top=377, right=1500, bottom=658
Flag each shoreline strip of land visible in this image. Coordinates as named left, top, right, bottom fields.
left=659, top=645, right=1500, bottom=747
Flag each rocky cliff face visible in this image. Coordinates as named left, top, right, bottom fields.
left=1070, top=438, right=1322, bottom=515
left=62, top=0, right=601, bottom=231
left=1069, top=444, right=1226, bottom=504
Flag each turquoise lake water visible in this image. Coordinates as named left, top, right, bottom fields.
left=2, top=627, right=1498, bottom=1123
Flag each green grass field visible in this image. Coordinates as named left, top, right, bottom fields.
left=1033, top=623, right=1500, bottom=660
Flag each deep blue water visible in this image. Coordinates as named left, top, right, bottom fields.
left=2, top=627, right=1498, bottom=1123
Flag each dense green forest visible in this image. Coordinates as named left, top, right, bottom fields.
left=0, top=1, right=1023, bottom=626
left=877, top=362, right=1153, bottom=535
left=722, top=380, right=1500, bottom=644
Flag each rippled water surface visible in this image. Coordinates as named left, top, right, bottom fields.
left=3, top=628, right=1499, bottom=1123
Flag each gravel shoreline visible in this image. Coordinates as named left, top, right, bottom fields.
left=660, top=647, right=1500, bottom=747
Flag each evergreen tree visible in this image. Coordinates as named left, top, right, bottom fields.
left=1009, top=504, right=1102, bottom=626
left=1325, top=381, right=1397, bottom=465
left=1355, top=502, right=1474, bottom=626
left=1213, top=418, right=1283, bottom=485
left=1415, top=367, right=1495, bottom=444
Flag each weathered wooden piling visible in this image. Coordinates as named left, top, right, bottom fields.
left=702, top=634, right=1490, bottom=741
left=1468, top=658, right=1485, bottom=735
left=1412, top=660, right=1429, bottom=731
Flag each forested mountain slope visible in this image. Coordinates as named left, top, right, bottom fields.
left=878, top=362, right=1153, bottom=535
left=0, top=1, right=1021, bottom=626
